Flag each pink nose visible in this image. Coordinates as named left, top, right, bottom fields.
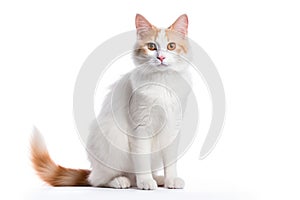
left=157, top=55, right=165, bottom=62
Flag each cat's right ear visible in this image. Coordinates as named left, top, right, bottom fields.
left=135, top=14, right=154, bottom=35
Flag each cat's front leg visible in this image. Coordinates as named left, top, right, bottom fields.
left=163, top=135, right=185, bottom=189
left=130, top=126, right=157, bottom=190
left=163, top=163, right=185, bottom=189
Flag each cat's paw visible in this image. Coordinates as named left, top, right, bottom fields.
left=164, top=177, right=185, bottom=189
left=137, top=179, right=158, bottom=190
left=153, top=175, right=165, bottom=186
left=108, top=176, right=131, bottom=189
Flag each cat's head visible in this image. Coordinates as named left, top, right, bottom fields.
left=134, top=14, right=189, bottom=72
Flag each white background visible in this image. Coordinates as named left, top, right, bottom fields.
left=1, top=0, right=300, bottom=199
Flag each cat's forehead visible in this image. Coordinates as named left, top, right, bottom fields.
left=155, top=29, right=168, bottom=45
left=155, top=29, right=184, bottom=44
left=139, top=28, right=182, bottom=43
left=140, top=28, right=167, bottom=42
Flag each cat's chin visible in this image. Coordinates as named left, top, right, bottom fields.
left=157, top=63, right=169, bottom=67
left=152, top=64, right=188, bottom=73
left=154, top=65, right=171, bottom=71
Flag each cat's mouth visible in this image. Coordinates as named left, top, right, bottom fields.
left=154, top=63, right=170, bottom=71
left=158, top=62, right=168, bottom=67
left=160, top=63, right=168, bottom=67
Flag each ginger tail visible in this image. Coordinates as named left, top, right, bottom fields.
left=30, top=127, right=91, bottom=186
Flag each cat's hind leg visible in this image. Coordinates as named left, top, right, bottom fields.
left=88, top=163, right=121, bottom=187
left=107, top=176, right=131, bottom=189
left=153, top=174, right=165, bottom=186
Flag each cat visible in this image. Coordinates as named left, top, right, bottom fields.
left=31, top=14, right=191, bottom=190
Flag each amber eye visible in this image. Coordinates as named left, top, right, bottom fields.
left=167, top=42, right=176, bottom=50
left=147, top=43, right=157, bottom=51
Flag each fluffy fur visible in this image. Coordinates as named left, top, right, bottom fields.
left=30, top=127, right=90, bottom=186
left=31, top=14, right=191, bottom=190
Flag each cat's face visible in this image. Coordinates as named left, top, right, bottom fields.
left=134, top=14, right=189, bottom=72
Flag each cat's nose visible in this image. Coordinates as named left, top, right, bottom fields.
left=157, top=55, right=165, bottom=62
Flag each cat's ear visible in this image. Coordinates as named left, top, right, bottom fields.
left=135, top=14, right=154, bottom=34
left=168, top=14, right=188, bottom=36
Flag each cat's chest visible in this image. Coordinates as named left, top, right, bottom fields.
left=128, top=70, right=190, bottom=108
left=135, top=85, right=177, bottom=107
left=129, top=74, right=186, bottom=107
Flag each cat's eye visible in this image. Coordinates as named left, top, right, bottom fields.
left=147, top=43, right=157, bottom=51
left=167, top=42, right=176, bottom=51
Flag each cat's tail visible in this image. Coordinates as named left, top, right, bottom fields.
left=30, top=127, right=91, bottom=186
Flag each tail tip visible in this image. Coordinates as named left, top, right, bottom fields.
left=31, top=126, right=47, bottom=152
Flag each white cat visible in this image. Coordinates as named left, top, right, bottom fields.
left=31, top=14, right=191, bottom=190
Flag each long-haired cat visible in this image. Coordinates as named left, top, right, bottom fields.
left=31, top=14, right=190, bottom=190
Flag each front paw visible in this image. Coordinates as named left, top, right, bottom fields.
left=164, top=177, right=185, bottom=189
left=137, top=179, right=158, bottom=190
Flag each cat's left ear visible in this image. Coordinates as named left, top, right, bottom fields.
left=168, top=14, right=188, bottom=36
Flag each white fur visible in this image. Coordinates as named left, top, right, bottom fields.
left=31, top=126, right=47, bottom=153
left=87, top=27, right=190, bottom=189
